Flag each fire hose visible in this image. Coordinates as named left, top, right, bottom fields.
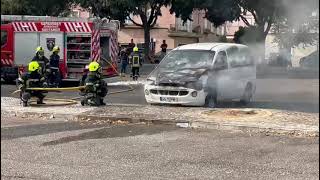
left=12, top=58, right=136, bottom=106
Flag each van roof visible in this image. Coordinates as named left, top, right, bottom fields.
left=175, top=43, right=248, bottom=51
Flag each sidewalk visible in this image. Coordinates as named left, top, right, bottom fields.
left=2, top=97, right=318, bottom=137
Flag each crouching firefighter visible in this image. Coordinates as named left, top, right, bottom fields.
left=129, top=47, right=142, bottom=81
left=17, top=61, right=48, bottom=107
left=80, top=61, right=108, bottom=106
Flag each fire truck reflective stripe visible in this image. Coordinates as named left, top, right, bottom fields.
left=85, top=22, right=91, bottom=32
left=21, top=22, right=26, bottom=31
left=27, top=22, right=32, bottom=31
left=77, top=22, right=84, bottom=32
left=91, top=28, right=100, bottom=61
left=29, top=22, right=35, bottom=31
left=82, top=22, right=88, bottom=32
left=65, top=22, right=70, bottom=31
left=12, top=22, right=18, bottom=31
left=64, top=23, right=70, bottom=32
left=13, top=22, right=22, bottom=31
left=18, top=22, right=24, bottom=31
left=73, top=22, right=79, bottom=32
left=21, top=22, right=28, bottom=31
left=67, top=22, right=74, bottom=32
left=32, top=22, right=38, bottom=31
left=110, top=31, right=118, bottom=63
left=76, top=22, right=85, bottom=32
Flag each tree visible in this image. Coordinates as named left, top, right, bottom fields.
left=233, top=26, right=261, bottom=44
left=170, top=0, right=286, bottom=60
left=76, top=0, right=171, bottom=62
left=272, top=3, right=319, bottom=49
left=1, top=0, right=74, bottom=16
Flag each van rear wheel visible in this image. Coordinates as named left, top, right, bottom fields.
left=240, top=83, right=253, bottom=105
left=205, top=94, right=217, bottom=108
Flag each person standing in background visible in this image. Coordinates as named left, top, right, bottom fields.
left=160, top=40, right=168, bottom=53
left=128, top=39, right=136, bottom=53
left=120, top=48, right=129, bottom=76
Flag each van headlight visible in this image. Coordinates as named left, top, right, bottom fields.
left=186, top=81, right=203, bottom=90
left=191, top=91, right=197, bottom=97
left=145, top=89, right=150, bottom=95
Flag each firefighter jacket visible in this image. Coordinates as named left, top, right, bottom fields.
left=31, top=55, right=50, bottom=75
left=129, top=52, right=142, bottom=68
left=17, top=71, right=46, bottom=90
left=84, top=72, right=104, bottom=91
left=49, top=53, right=60, bottom=70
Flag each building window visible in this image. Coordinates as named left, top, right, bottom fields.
left=71, top=10, right=80, bottom=17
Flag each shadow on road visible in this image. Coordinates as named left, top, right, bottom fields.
left=216, top=101, right=319, bottom=113
left=1, top=122, right=105, bottom=140
left=41, top=124, right=178, bottom=146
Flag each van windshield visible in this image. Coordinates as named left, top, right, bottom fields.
left=158, top=50, right=215, bottom=71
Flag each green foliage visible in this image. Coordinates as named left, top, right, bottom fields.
left=1, top=0, right=74, bottom=16
left=233, top=26, right=263, bottom=44
left=75, top=0, right=172, bottom=61
left=272, top=16, right=319, bottom=48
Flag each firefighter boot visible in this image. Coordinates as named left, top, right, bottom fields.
left=21, top=92, right=31, bottom=107
left=37, top=98, right=45, bottom=105
left=100, top=98, right=106, bottom=106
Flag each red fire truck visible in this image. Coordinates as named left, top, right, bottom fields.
left=1, top=15, right=119, bottom=83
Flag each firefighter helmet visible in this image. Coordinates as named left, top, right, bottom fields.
left=88, top=61, right=100, bottom=72
left=28, top=61, right=40, bottom=72
left=35, top=46, right=44, bottom=53
left=52, top=46, right=60, bottom=53
left=133, top=47, right=139, bottom=52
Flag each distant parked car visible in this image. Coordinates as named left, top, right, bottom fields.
left=268, top=52, right=292, bottom=68
left=154, top=49, right=172, bottom=63
left=299, top=50, right=319, bottom=69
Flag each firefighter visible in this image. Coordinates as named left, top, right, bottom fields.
left=32, top=46, right=50, bottom=77
left=129, top=47, right=142, bottom=81
left=17, top=61, right=48, bottom=107
left=48, top=46, right=61, bottom=87
left=81, top=61, right=108, bottom=106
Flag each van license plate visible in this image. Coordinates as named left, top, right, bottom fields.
left=160, top=97, right=177, bottom=102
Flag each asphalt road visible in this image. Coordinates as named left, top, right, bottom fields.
left=1, top=115, right=319, bottom=180
left=2, top=78, right=318, bottom=113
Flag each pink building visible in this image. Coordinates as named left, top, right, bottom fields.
left=72, top=6, right=252, bottom=53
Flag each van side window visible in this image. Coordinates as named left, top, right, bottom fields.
left=229, top=47, right=254, bottom=67
left=1, top=30, right=8, bottom=47
left=239, top=48, right=254, bottom=66
left=214, top=51, right=228, bottom=70
left=226, top=46, right=239, bottom=68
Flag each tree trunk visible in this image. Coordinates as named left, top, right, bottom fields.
left=143, top=26, right=151, bottom=63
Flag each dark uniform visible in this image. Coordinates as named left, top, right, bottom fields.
left=31, top=55, right=50, bottom=76
left=17, top=71, right=47, bottom=107
left=48, top=53, right=61, bottom=87
left=81, top=62, right=108, bottom=106
left=129, top=50, right=142, bottom=80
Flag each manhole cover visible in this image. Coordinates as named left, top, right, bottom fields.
left=202, top=109, right=273, bottom=120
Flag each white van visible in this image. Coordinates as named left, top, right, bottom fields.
left=144, top=43, right=256, bottom=107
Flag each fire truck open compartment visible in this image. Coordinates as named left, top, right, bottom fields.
left=65, top=34, right=91, bottom=80
left=1, top=15, right=119, bottom=83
